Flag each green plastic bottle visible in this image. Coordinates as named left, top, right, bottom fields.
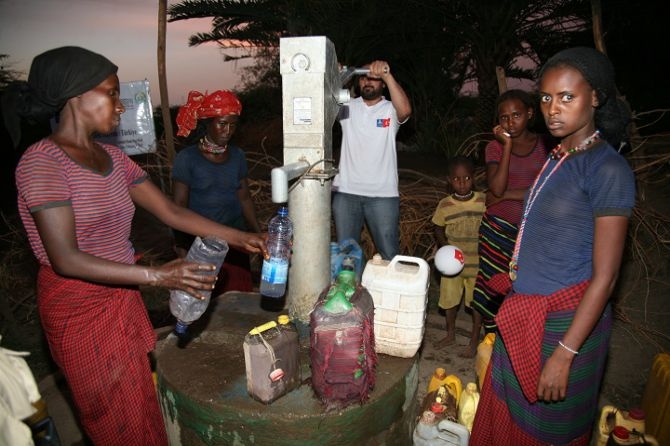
left=323, top=270, right=357, bottom=313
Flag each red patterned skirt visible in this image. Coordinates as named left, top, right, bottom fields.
left=37, top=266, right=167, bottom=445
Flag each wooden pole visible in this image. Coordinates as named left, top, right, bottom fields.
left=591, top=0, right=607, bottom=54
left=158, top=0, right=176, bottom=166
left=495, top=66, right=507, bottom=95
left=591, top=0, right=639, bottom=150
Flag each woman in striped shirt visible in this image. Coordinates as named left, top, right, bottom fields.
left=4, top=46, right=266, bottom=446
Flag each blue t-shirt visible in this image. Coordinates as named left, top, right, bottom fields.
left=171, top=144, right=248, bottom=228
left=513, top=142, right=636, bottom=295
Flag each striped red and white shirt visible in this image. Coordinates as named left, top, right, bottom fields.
left=485, top=137, right=550, bottom=225
left=16, top=138, right=147, bottom=266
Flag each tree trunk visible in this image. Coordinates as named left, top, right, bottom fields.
left=474, top=63, right=498, bottom=135
left=591, top=0, right=639, bottom=151
left=496, top=66, right=508, bottom=95
left=591, top=0, right=607, bottom=54
left=158, top=0, right=176, bottom=167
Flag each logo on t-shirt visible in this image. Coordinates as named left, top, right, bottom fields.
left=376, top=118, right=391, bottom=128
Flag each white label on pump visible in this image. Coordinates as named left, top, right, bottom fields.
left=293, top=97, right=312, bottom=125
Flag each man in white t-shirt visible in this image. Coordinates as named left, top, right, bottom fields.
left=332, top=60, right=412, bottom=259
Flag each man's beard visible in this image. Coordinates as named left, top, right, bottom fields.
left=360, top=86, right=381, bottom=100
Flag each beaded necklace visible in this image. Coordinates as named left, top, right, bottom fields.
left=199, top=135, right=227, bottom=155
left=549, top=130, right=600, bottom=160
left=508, top=129, right=600, bottom=281
left=452, top=191, right=474, bottom=201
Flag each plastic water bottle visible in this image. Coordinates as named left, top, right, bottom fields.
left=169, top=236, right=229, bottom=337
left=260, top=206, right=293, bottom=298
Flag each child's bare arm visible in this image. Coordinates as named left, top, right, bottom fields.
left=433, top=224, right=448, bottom=246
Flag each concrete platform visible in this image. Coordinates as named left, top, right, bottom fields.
left=155, top=292, right=418, bottom=446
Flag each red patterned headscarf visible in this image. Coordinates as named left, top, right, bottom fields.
left=175, top=90, right=242, bottom=137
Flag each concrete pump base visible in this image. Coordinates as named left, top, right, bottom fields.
left=155, top=291, right=419, bottom=445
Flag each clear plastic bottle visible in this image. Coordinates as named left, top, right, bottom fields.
left=260, top=206, right=293, bottom=298
left=169, top=236, right=229, bottom=336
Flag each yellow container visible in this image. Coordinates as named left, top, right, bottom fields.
left=642, top=352, right=670, bottom=446
left=475, top=333, right=495, bottom=390
left=427, top=367, right=449, bottom=393
left=458, top=382, right=480, bottom=433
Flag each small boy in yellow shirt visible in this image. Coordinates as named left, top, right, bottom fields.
left=431, top=156, right=486, bottom=357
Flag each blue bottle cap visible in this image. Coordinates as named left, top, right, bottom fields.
left=175, top=321, right=189, bottom=336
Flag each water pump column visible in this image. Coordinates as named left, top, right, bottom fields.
left=278, top=36, right=346, bottom=323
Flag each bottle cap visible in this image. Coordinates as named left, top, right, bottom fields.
left=628, top=407, right=645, bottom=420
left=277, top=315, right=290, bottom=325
left=175, top=321, right=189, bottom=335
left=434, top=367, right=446, bottom=379
left=269, top=368, right=285, bottom=382
left=342, top=256, right=355, bottom=270
left=278, top=206, right=289, bottom=216
left=612, top=426, right=630, bottom=440
left=336, top=270, right=357, bottom=291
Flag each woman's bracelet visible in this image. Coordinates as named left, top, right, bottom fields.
left=558, top=340, right=579, bottom=355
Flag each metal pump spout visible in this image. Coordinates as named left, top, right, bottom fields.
left=270, top=160, right=311, bottom=204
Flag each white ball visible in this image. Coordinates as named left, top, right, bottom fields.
left=435, top=245, right=465, bottom=276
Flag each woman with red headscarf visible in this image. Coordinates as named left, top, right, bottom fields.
left=173, top=90, right=261, bottom=293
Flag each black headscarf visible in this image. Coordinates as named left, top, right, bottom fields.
left=1, top=46, right=118, bottom=147
left=538, top=46, right=631, bottom=152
